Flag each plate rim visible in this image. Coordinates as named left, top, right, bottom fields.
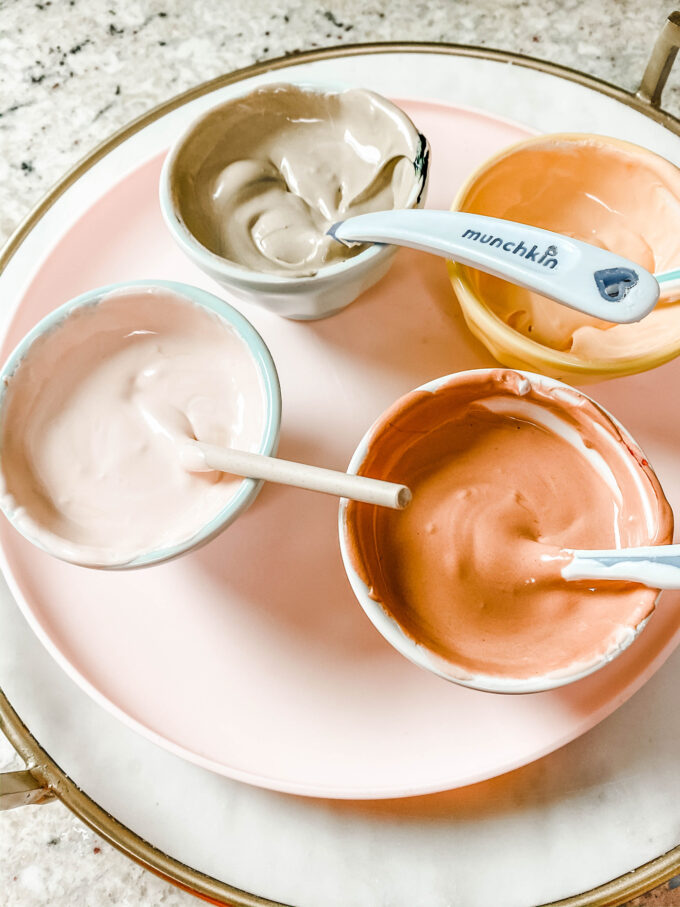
left=1, top=39, right=680, bottom=907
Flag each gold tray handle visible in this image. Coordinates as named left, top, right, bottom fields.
left=638, top=10, right=680, bottom=106
left=0, top=768, right=55, bottom=810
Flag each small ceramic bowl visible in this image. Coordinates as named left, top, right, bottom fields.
left=339, top=368, right=673, bottom=693
left=448, top=133, right=680, bottom=383
left=0, top=280, right=281, bottom=569
left=160, top=82, right=429, bottom=321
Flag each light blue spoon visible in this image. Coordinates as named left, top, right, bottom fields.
left=330, top=210, right=666, bottom=324
left=562, top=545, right=680, bottom=590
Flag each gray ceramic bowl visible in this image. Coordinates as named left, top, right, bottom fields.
left=160, top=82, right=429, bottom=320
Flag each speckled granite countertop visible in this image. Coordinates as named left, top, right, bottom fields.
left=2, top=1, right=680, bottom=904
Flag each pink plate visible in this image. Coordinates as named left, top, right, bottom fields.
left=2, top=99, right=680, bottom=799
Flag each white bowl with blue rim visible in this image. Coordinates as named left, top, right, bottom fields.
left=0, top=279, right=281, bottom=569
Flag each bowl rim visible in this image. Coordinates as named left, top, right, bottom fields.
left=0, top=279, right=282, bottom=569
left=159, top=80, right=429, bottom=288
left=338, top=367, right=672, bottom=694
left=449, top=131, right=680, bottom=379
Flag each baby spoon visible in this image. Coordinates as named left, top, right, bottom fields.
left=181, top=440, right=411, bottom=510
left=329, top=210, right=660, bottom=324
left=136, top=394, right=410, bottom=510
left=562, top=545, right=680, bottom=590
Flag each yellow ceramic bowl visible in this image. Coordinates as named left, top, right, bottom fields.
left=448, top=133, right=680, bottom=383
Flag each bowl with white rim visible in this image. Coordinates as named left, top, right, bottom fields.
left=0, top=279, right=281, bottom=570
left=159, top=81, right=430, bottom=321
left=339, top=367, right=673, bottom=693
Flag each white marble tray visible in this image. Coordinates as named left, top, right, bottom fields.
left=2, top=44, right=680, bottom=907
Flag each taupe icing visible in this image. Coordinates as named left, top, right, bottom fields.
left=169, top=84, right=424, bottom=277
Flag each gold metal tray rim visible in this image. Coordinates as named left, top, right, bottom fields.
left=2, top=38, right=680, bottom=907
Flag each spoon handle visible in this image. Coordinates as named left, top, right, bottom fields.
left=655, top=267, right=680, bottom=298
left=182, top=441, right=411, bottom=510
left=562, top=544, right=680, bottom=589
left=330, top=210, right=659, bottom=324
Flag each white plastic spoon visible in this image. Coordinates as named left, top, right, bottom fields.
left=329, top=210, right=660, bottom=324
left=562, top=545, right=680, bottom=589
left=181, top=440, right=411, bottom=510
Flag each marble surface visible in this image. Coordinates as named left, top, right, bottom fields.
left=2, top=1, right=680, bottom=904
